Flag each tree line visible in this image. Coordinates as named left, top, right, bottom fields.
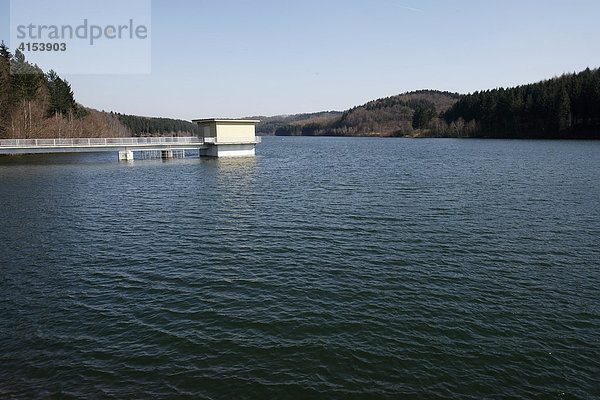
left=443, top=68, right=600, bottom=139
left=113, top=112, right=198, bottom=136
left=275, top=90, right=459, bottom=137
left=0, top=41, right=90, bottom=138
left=4, top=40, right=597, bottom=140
left=274, top=71, right=600, bottom=139
left=254, top=111, right=342, bottom=135
left=0, top=42, right=197, bottom=139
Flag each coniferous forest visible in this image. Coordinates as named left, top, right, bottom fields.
left=443, top=68, right=600, bottom=139
left=114, top=113, right=198, bottom=137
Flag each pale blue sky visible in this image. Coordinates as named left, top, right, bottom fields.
left=2, top=0, right=600, bottom=120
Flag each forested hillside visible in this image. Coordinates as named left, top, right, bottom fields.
left=3, top=38, right=598, bottom=140
left=443, top=68, right=600, bottom=138
left=0, top=42, right=196, bottom=139
left=253, top=112, right=342, bottom=135
left=274, top=90, right=460, bottom=137
left=273, top=69, right=600, bottom=139
left=0, top=41, right=131, bottom=138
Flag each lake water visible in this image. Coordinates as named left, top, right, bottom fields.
left=0, top=137, right=599, bottom=399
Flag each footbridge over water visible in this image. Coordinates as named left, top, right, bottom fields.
left=0, top=136, right=261, bottom=160
left=0, top=119, right=262, bottom=160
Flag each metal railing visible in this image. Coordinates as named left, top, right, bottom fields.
left=0, top=136, right=262, bottom=147
left=205, top=136, right=262, bottom=144
left=0, top=137, right=204, bottom=147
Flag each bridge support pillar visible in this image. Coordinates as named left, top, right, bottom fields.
left=118, top=150, right=134, bottom=161
left=161, top=150, right=173, bottom=159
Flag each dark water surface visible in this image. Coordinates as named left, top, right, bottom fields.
left=1, top=137, right=599, bottom=399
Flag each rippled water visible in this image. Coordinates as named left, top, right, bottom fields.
left=1, top=137, right=599, bottom=399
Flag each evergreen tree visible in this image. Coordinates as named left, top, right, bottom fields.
left=0, top=41, right=13, bottom=137
left=0, top=40, right=10, bottom=60
left=556, top=87, right=571, bottom=132
left=412, top=100, right=436, bottom=129
left=46, top=69, right=76, bottom=117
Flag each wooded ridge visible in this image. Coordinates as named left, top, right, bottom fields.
left=2, top=40, right=599, bottom=140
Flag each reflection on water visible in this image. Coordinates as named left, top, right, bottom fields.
left=214, top=157, right=258, bottom=189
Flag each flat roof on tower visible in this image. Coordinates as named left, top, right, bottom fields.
left=192, top=119, right=261, bottom=123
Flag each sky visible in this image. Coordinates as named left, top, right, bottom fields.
left=1, top=0, right=600, bottom=120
